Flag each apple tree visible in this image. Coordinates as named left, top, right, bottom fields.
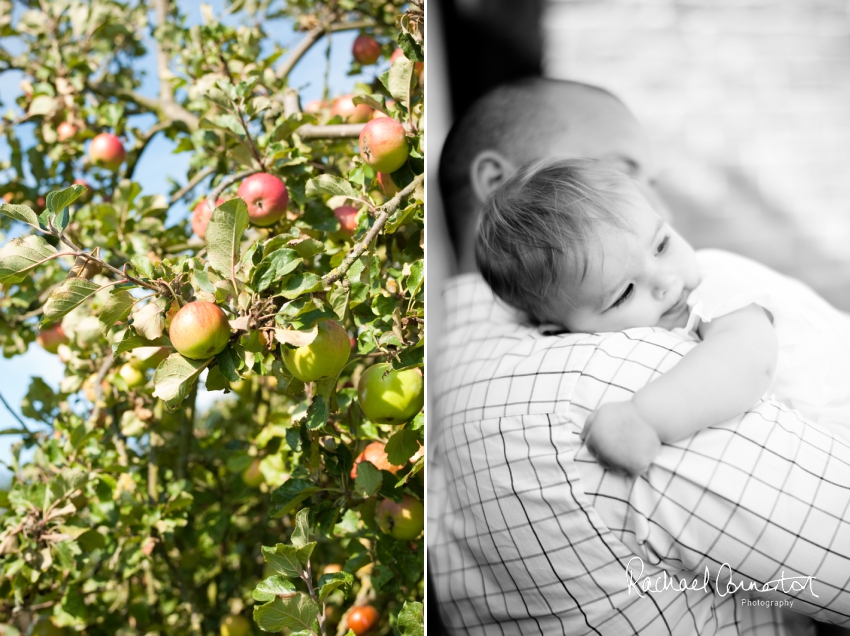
left=0, top=0, right=424, bottom=634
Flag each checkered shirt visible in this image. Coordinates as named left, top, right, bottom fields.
left=428, top=274, right=850, bottom=635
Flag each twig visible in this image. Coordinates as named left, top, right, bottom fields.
left=277, top=19, right=376, bottom=81
left=169, top=166, right=216, bottom=205
left=55, top=234, right=163, bottom=294
left=126, top=119, right=173, bottom=180
left=322, top=173, right=423, bottom=286
left=205, top=168, right=261, bottom=211
left=297, top=124, right=365, bottom=140
left=0, top=391, right=32, bottom=435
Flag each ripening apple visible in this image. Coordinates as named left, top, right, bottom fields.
left=89, top=132, right=125, bottom=171
left=333, top=205, right=359, bottom=237
left=2, top=192, right=12, bottom=203
left=359, top=118, right=409, bottom=174
left=377, top=172, right=399, bottom=198
left=350, top=441, right=403, bottom=479
left=220, top=614, right=251, bottom=636
left=304, top=99, right=328, bottom=114
left=192, top=197, right=226, bottom=239
left=128, top=346, right=169, bottom=370
left=36, top=323, right=69, bottom=354
left=237, top=173, right=288, bottom=227
left=352, top=35, right=381, bottom=65
left=57, top=121, right=78, bottom=142
left=323, top=563, right=343, bottom=574
left=169, top=301, right=231, bottom=360
left=347, top=605, right=379, bottom=636
left=357, top=364, right=424, bottom=425
left=281, top=319, right=351, bottom=383
left=118, top=364, right=146, bottom=389
left=375, top=494, right=424, bottom=541
left=242, top=458, right=264, bottom=488
left=331, top=95, right=372, bottom=123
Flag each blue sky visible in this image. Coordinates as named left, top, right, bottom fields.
left=0, top=0, right=387, bottom=484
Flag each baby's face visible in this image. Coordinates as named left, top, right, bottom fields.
left=553, top=197, right=700, bottom=333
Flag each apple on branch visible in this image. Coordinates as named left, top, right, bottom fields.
left=237, top=173, right=288, bottom=227
left=331, top=95, right=372, bottom=123
left=350, top=441, right=404, bottom=479
left=89, top=132, right=125, bottom=171
left=347, top=605, right=380, bottom=636
left=352, top=34, right=381, bottom=65
left=57, top=121, right=78, bottom=142
left=333, top=205, right=359, bottom=238
left=375, top=494, right=424, bottom=541
left=168, top=301, right=231, bottom=360
left=281, top=319, right=351, bottom=383
left=359, top=118, right=409, bottom=174
left=220, top=614, right=251, bottom=636
left=36, top=323, right=69, bottom=354
left=357, top=363, right=424, bottom=425
left=192, top=197, right=226, bottom=239
left=242, top=458, right=264, bottom=488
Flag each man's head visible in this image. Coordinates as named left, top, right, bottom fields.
left=439, top=77, right=656, bottom=271
left=476, top=158, right=699, bottom=332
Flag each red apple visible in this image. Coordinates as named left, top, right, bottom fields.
left=375, top=494, right=424, bottom=541
left=333, top=205, right=359, bottom=237
left=304, top=99, right=328, bottom=114
left=352, top=35, right=381, bottom=65
left=191, top=197, right=225, bottom=239
left=331, top=95, right=372, bottom=123
left=37, top=324, right=69, bottom=354
left=168, top=301, right=231, bottom=360
left=236, top=173, right=288, bottom=227
left=359, top=118, right=409, bottom=174
left=347, top=605, right=379, bottom=636
left=371, top=100, right=396, bottom=120
left=281, top=319, right=351, bottom=383
left=89, top=133, right=125, bottom=171
left=357, top=363, right=423, bottom=425
left=350, top=441, right=403, bottom=479
left=377, top=172, right=399, bottom=197
left=57, top=121, right=78, bottom=142
left=1, top=193, right=12, bottom=203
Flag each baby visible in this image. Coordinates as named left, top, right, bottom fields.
left=476, top=158, right=850, bottom=475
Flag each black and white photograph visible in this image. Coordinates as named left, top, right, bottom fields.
left=427, top=0, right=850, bottom=634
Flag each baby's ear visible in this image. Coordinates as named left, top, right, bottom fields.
left=470, top=150, right=516, bottom=203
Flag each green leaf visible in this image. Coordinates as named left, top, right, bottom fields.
left=253, top=593, right=320, bottom=634
left=206, top=198, right=250, bottom=280
left=280, top=273, right=323, bottom=300
left=397, top=33, right=424, bottom=63
left=305, top=175, right=360, bottom=200
left=0, top=202, right=40, bottom=229
left=301, top=395, right=327, bottom=430
left=43, top=279, right=100, bottom=322
left=99, top=290, right=136, bottom=334
left=384, top=429, right=421, bottom=467
left=252, top=248, right=301, bottom=292
left=291, top=508, right=311, bottom=549
left=354, top=461, right=382, bottom=497
left=252, top=575, right=297, bottom=603
left=152, top=353, right=210, bottom=409
left=270, top=479, right=324, bottom=518
left=392, top=343, right=424, bottom=371
left=317, top=571, right=354, bottom=603
left=387, top=58, right=415, bottom=104
left=215, top=345, right=242, bottom=382
left=261, top=544, right=305, bottom=578
left=113, top=332, right=171, bottom=356
left=406, top=259, right=424, bottom=296
left=46, top=184, right=87, bottom=217
left=289, top=237, right=325, bottom=259
left=130, top=254, right=154, bottom=278
left=397, top=601, right=424, bottom=636
left=0, top=235, right=57, bottom=284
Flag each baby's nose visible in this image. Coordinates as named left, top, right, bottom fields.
left=652, top=271, right=677, bottom=299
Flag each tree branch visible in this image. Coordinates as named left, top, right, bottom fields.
left=0, top=391, right=32, bottom=435
left=170, top=165, right=216, bottom=206
left=205, top=168, right=260, bottom=211
left=277, top=19, right=377, bottom=81
left=297, top=124, right=365, bottom=140
left=323, top=173, right=423, bottom=286
left=126, top=119, right=172, bottom=180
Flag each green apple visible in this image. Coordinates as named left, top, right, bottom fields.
left=242, top=458, right=264, bottom=488
left=168, top=301, right=231, bottom=360
left=118, top=363, right=145, bottom=389
left=375, top=495, right=424, bottom=541
left=357, top=363, right=423, bottom=425
left=281, top=319, right=351, bottom=383
left=220, top=614, right=251, bottom=636
left=358, top=117, right=409, bottom=174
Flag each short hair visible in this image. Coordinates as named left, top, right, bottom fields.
left=475, top=158, right=637, bottom=323
left=438, top=77, right=621, bottom=253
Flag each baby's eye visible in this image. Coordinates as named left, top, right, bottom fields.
left=611, top=284, right=633, bottom=309
left=656, top=236, right=669, bottom=255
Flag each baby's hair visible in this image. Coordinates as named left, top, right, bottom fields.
left=476, top=158, right=640, bottom=323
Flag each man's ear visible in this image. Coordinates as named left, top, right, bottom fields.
left=470, top=150, right=516, bottom=203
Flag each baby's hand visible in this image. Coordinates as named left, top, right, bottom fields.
left=581, top=401, right=661, bottom=476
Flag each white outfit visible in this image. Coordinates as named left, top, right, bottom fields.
left=678, top=249, right=850, bottom=437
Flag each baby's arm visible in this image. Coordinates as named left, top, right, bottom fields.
left=582, top=304, right=778, bottom=474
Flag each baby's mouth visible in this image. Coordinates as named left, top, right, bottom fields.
left=663, top=291, right=687, bottom=318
